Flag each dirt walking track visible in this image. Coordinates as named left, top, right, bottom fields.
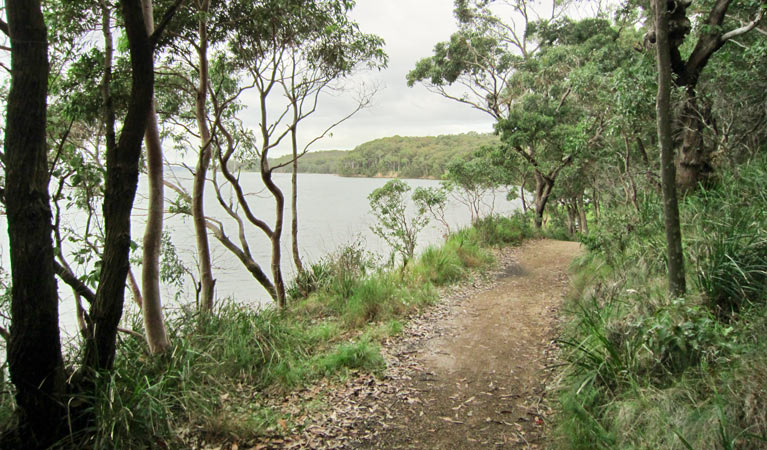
left=280, top=239, right=581, bottom=449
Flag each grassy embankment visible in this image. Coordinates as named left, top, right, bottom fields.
left=557, top=159, right=767, bottom=449
left=0, top=214, right=555, bottom=448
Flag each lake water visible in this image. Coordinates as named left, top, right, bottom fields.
left=0, top=172, right=521, bottom=340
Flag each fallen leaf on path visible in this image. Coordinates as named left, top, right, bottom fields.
left=441, top=417, right=465, bottom=424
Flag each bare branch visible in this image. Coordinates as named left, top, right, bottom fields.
left=54, top=262, right=96, bottom=304
left=721, top=10, right=765, bottom=41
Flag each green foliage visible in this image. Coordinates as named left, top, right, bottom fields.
left=335, top=133, right=500, bottom=179
left=686, top=162, right=767, bottom=314
left=412, top=246, right=466, bottom=286
left=443, top=150, right=509, bottom=221
left=412, top=185, right=450, bottom=234
left=472, top=214, right=531, bottom=246
left=558, top=160, right=767, bottom=449
left=368, top=179, right=430, bottom=263
left=268, top=150, right=348, bottom=174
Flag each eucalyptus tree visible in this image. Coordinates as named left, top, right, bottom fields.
left=140, top=0, right=170, bottom=355
left=2, top=0, right=181, bottom=442
left=443, top=151, right=508, bottom=222
left=653, top=0, right=686, bottom=296
left=408, top=1, right=602, bottom=229
left=368, top=179, right=430, bottom=265
left=151, top=0, right=241, bottom=312
left=644, top=0, right=766, bottom=190
left=3, top=0, right=66, bottom=445
left=201, top=0, right=385, bottom=307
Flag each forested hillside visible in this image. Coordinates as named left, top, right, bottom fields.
left=269, top=132, right=500, bottom=178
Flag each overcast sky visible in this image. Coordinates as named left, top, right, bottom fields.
left=257, top=0, right=497, bottom=157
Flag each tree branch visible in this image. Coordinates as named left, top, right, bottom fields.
left=721, top=10, right=765, bottom=41
left=54, top=262, right=96, bottom=304
left=150, top=0, right=185, bottom=48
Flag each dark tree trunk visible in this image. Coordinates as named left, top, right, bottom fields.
left=4, top=0, right=67, bottom=445
left=676, top=93, right=714, bottom=190
left=650, top=0, right=762, bottom=190
left=519, top=173, right=528, bottom=213
left=655, top=0, right=686, bottom=296
left=533, top=171, right=554, bottom=229
left=84, top=0, right=155, bottom=371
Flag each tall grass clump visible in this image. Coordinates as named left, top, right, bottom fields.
left=685, top=162, right=767, bottom=314
left=557, top=159, right=767, bottom=449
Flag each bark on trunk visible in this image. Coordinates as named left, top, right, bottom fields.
left=519, top=174, right=527, bottom=214
left=4, top=0, right=67, bottom=444
left=565, top=200, right=576, bottom=235
left=290, top=121, right=304, bottom=275
left=655, top=0, right=686, bottom=296
left=577, top=194, right=588, bottom=235
left=533, top=171, right=554, bottom=229
left=262, top=163, right=287, bottom=307
left=676, top=93, right=713, bottom=190
left=193, top=0, right=216, bottom=312
left=140, top=0, right=170, bottom=354
left=84, top=0, right=155, bottom=371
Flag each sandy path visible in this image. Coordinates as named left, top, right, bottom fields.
left=348, top=239, right=582, bottom=449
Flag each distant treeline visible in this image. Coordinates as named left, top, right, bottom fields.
left=267, top=132, right=499, bottom=179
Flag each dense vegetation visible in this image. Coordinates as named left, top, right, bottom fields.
left=268, top=132, right=500, bottom=178
left=0, top=216, right=539, bottom=447
left=1, top=0, right=766, bottom=448
left=405, top=0, right=767, bottom=448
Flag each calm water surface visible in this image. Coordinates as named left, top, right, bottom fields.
left=0, top=172, right=521, bottom=339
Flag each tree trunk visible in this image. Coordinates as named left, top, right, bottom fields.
left=533, top=171, right=553, bottom=229
left=84, top=0, right=155, bottom=371
left=140, top=0, right=170, bottom=355
left=676, top=93, right=713, bottom=190
left=290, top=120, right=304, bottom=275
left=193, top=0, right=216, bottom=312
left=519, top=173, right=527, bottom=213
left=262, top=165, right=287, bottom=307
left=655, top=0, right=686, bottom=296
left=565, top=200, right=576, bottom=235
left=4, top=0, right=67, bottom=444
left=577, top=193, right=588, bottom=235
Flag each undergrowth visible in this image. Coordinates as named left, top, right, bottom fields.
left=558, top=159, right=767, bottom=449
left=0, top=214, right=540, bottom=448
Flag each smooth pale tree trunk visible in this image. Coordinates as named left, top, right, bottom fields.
left=4, top=0, right=67, bottom=444
left=577, top=194, right=588, bottom=235
left=654, top=0, right=686, bottom=296
left=290, top=123, right=305, bottom=275
left=140, top=0, right=170, bottom=354
left=84, top=0, right=155, bottom=371
left=193, top=0, right=216, bottom=311
left=261, top=162, right=287, bottom=307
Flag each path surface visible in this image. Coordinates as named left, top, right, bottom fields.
left=349, top=239, right=581, bottom=449
left=277, top=239, right=581, bottom=449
